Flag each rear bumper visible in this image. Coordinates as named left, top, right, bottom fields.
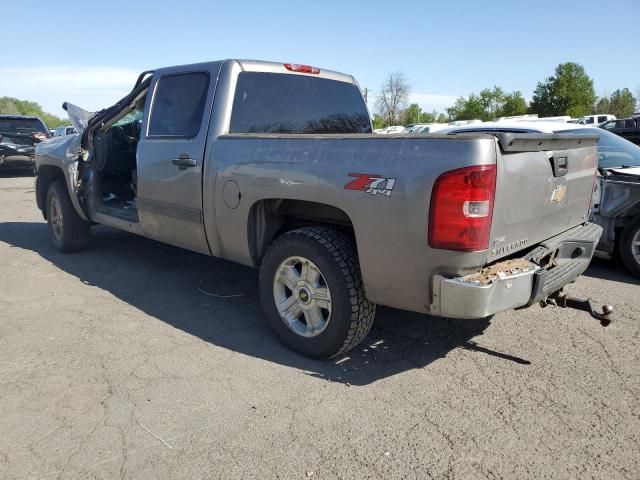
left=0, top=154, right=35, bottom=169
left=430, top=223, right=603, bottom=319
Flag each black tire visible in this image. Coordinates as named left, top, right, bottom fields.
left=619, top=215, right=640, bottom=278
left=259, top=227, right=376, bottom=359
left=46, top=179, right=91, bottom=253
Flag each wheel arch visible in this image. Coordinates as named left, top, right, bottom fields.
left=247, top=198, right=357, bottom=266
left=36, top=163, right=89, bottom=222
left=36, top=165, right=66, bottom=219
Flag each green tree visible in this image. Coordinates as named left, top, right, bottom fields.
left=595, top=94, right=610, bottom=114
left=0, top=96, right=67, bottom=129
left=447, top=86, right=528, bottom=121
left=529, top=62, right=596, bottom=117
left=501, top=91, right=528, bottom=117
left=420, top=110, right=439, bottom=123
left=595, top=89, right=636, bottom=117
left=404, top=103, right=423, bottom=124
left=399, top=105, right=446, bottom=125
left=372, top=114, right=386, bottom=129
left=608, top=88, right=637, bottom=118
left=436, top=113, right=448, bottom=123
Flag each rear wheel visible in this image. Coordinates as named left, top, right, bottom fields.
left=619, top=215, right=640, bottom=278
left=259, top=227, right=376, bottom=359
left=46, top=179, right=91, bottom=252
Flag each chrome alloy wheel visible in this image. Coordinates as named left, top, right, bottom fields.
left=273, top=256, right=332, bottom=338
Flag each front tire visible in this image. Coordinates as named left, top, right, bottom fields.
left=46, top=179, right=91, bottom=252
left=259, top=227, right=376, bottom=359
left=619, top=216, right=640, bottom=278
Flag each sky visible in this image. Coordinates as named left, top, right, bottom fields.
left=1, top=0, right=639, bottom=119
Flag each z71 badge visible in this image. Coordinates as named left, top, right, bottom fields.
left=344, top=173, right=396, bottom=197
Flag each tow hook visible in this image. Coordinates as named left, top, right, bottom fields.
left=542, top=291, right=614, bottom=326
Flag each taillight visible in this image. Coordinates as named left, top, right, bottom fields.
left=428, top=165, right=497, bottom=251
left=284, top=63, right=320, bottom=74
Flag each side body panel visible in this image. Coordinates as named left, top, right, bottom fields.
left=207, top=134, right=498, bottom=313
left=136, top=62, right=223, bottom=255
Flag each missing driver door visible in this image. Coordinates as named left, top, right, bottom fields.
left=136, top=63, right=221, bottom=254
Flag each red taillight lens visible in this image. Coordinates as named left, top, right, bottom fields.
left=428, top=165, right=497, bottom=251
left=284, top=63, right=320, bottom=74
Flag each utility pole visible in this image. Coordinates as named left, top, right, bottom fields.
left=364, top=88, right=368, bottom=104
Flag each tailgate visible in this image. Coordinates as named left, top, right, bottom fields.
left=489, top=133, right=599, bottom=260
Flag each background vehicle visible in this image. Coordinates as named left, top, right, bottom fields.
left=52, top=125, right=77, bottom=137
left=441, top=121, right=640, bottom=277
left=413, top=123, right=450, bottom=133
left=495, top=115, right=572, bottom=123
left=601, top=117, right=640, bottom=146
left=577, top=114, right=616, bottom=125
left=376, top=125, right=405, bottom=134
left=35, top=60, right=601, bottom=358
left=0, top=115, right=49, bottom=171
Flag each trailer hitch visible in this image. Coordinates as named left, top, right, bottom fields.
left=542, top=291, right=613, bottom=326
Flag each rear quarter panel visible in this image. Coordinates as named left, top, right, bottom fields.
left=206, top=134, right=497, bottom=313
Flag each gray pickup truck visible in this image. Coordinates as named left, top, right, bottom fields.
left=35, top=59, right=603, bottom=358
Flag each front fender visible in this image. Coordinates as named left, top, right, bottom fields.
left=35, top=135, right=88, bottom=221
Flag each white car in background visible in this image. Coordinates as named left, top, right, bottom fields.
left=414, top=123, right=451, bottom=134
left=379, top=125, right=406, bottom=134
left=577, top=114, right=616, bottom=126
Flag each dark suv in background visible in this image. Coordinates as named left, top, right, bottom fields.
left=0, top=115, right=50, bottom=172
left=601, top=117, right=640, bottom=146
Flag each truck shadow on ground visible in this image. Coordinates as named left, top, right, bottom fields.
left=582, top=257, right=640, bottom=285
left=1, top=221, right=532, bottom=385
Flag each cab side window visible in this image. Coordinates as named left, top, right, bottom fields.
left=148, top=72, right=209, bottom=138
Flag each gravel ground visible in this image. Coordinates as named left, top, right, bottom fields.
left=0, top=172, right=638, bottom=479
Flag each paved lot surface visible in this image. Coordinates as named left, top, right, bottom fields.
left=0, top=172, right=639, bottom=480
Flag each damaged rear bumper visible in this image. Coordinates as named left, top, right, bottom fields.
left=430, top=223, right=603, bottom=319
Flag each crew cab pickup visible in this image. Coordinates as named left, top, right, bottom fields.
left=34, top=59, right=602, bottom=358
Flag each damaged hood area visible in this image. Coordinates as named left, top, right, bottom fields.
left=62, top=102, right=95, bottom=134
left=35, top=132, right=82, bottom=166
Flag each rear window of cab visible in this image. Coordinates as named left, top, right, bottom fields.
left=229, top=72, right=372, bottom=134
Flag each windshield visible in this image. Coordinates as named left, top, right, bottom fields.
left=0, top=117, right=48, bottom=134
left=557, top=128, right=640, bottom=169
left=114, top=110, right=143, bottom=127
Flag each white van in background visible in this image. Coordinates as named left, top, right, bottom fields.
left=578, top=114, right=616, bottom=125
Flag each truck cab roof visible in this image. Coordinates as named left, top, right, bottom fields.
left=151, top=59, right=358, bottom=85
